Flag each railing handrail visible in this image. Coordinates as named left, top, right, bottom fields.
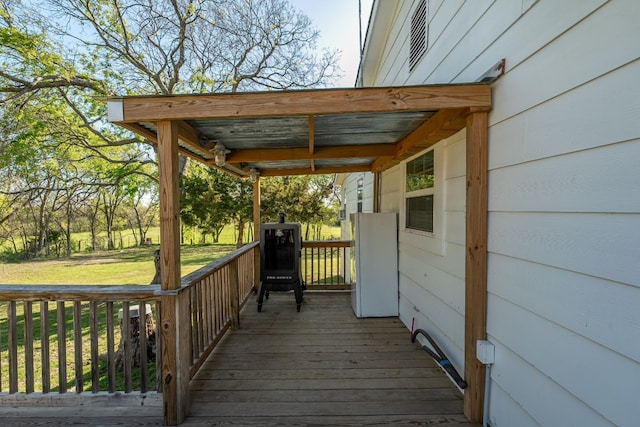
left=0, top=284, right=161, bottom=302
left=302, top=239, right=350, bottom=248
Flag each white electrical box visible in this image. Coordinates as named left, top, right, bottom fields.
left=477, top=340, right=495, bottom=365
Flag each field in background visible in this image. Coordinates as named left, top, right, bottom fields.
left=0, top=224, right=341, bottom=285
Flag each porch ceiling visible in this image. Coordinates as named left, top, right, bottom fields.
left=106, top=84, right=491, bottom=178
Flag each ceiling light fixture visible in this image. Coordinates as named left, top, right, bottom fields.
left=249, top=167, right=260, bottom=183
left=212, top=142, right=230, bottom=167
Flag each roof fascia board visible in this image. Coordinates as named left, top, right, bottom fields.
left=109, top=84, right=491, bottom=123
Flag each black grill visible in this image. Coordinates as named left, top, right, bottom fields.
left=257, top=215, right=304, bottom=312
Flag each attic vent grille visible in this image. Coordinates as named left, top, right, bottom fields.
left=409, top=0, right=427, bottom=71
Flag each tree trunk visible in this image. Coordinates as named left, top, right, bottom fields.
left=236, top=220, right=245, bottom=248
left=151, top=249, right=161, bottom=284
left=115, top=305, right=156, bottom=369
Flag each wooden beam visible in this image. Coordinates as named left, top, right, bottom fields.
left=259, top=164, right=371, bottom=177
left=112, top=84, right=492, bottom=122
left=226, top=144, right=396, bottom=163
left=463, top=111, right=488, bottom=424
left=371, top=108, right=467, bottom=172
left=156, top=120, right=190, bottom=425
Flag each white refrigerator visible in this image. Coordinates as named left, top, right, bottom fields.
left=349, top=213, right=399, bottom=317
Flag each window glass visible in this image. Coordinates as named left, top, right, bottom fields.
left=406, top=150, right=434, bottom=192
left=406, top=195, right=433, bottom=233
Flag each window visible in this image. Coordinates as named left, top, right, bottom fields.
left=409, top=0, right=428, bottom=71
left=405, top=150, right=434, bottom=232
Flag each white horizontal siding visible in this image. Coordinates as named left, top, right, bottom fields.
left=398, top=274, right=465, bottom=369
left=489, top=138, right=640, bottom=214
left=380, top=168, right=401, bottom=212
left=488, top=211, right=640, bottom=287
left=488, top=295, right=636, bottom=426
left=488, top=254, right=639, bottom=363
left=489, top=58, right=640, bottom=170
left=342, top=172, right=375, bottom=215
left=488, top=335, right=615, bottom=427
left=488, top=382, right=539, bottom=427
left=490, top=0, right=639, bottom=124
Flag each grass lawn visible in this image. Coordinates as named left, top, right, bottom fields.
left=0, top=244, right=237, bottom=285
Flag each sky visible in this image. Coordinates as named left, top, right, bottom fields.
left=290, top=0, right=374, bottom=88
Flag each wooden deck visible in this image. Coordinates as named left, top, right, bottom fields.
left=0, top=292, right=473, bottom=426
left=184, top=291, right=471, bottom=426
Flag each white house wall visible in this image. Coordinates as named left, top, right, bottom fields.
left=391, top=131, right=468, bottom=373
left=358, top=0, right=639, bottom=425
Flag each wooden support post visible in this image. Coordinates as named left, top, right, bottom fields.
left=229, top=258, right=240, bottom=329
left=253, top=179, right=261, bottom=291
left=253, top=178, right=260, bottom=243
left=464, top=111, right=489, bottom=423
left=157, top=120, right=190, bottom=425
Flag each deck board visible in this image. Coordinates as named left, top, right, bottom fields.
left=183, top=291, right=473, bottom=426
left=0, top=292, right=474, bottom=426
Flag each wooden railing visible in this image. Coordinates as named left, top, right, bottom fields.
left=0, top=242, right=259, bottom=412
left=0, top=240, right=348, bottom=423
left=0, top=285, right=161, bottom=396
left=301, top=240, right=350, bottom=290
left=182, top=241, right=258, bottom=377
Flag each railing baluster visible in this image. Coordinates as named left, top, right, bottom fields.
left=24, top=301, right=34, bottom=393
left=0, top=310, right=3, bottom=392
left=311, top=247, right=315, bottom=285
left=57, top=301, right=67, bottom=393
left=330, top=247, right=334, bottom=284
left=106, top=302, right=116, bottom=393
left=215, top=270, right=221, bottom=335
left=41, top=301, right=50, bottom=393
left=73, top=301, right=83, bottom=393
left=230, top=259, right=239, bottom=329
left=190, top=289, right=197, bottom=362
left=8, top=301, right=18, bottom=393
left=122, top=302, right=131, bottom=393
left=201, top=280, right=208, bottom=348
left=323, top=247, right=327, bottom=284
left=197, top=284, right=204, bottom=356
left=90, top=301, right=99, bottom=393
left=208, top=274, right=214, bottom=336
left=224, top=266, right=230, bottom=325
left=139, top=301, right=148, bottom=394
